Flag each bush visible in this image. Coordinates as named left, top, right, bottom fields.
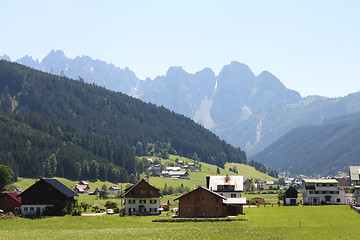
left=71, top=207, right=82, bottom=216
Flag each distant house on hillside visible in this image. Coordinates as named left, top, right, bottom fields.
left=108, top=186, right=121, bottom=195
left=161, top=170, right=189, bottom=179
left=18, top=178, right=78, bottom=216
left=0, top=192, right=21, bottom=214
left=284, top=186, right=298, bottom=206
left=79, top=181, right=89, bottom=185
left=123, top=179, right=162, bottom=215
left=166, top=167, right=181, bottom=171
left=73, top=184, right=90, bottom=194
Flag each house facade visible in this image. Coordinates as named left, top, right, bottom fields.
left=175, top=186, right=227, bottom=218
left=0, top=192, right=21, bottom=214
left=206, top=175, right=243, bottom=198
left=302, top=179, right=347, bottom=205
left=18, top=178, right=78, bottom=216
left=284, top=186, right=298, bottom=205
left=349, top=166, right=360, bottom=205
left=123, top=179, right=162, bottom=215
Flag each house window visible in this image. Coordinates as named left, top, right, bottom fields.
left=330, top=184, right=334, bottom=187
left=129, top=199, right=135, bottom=204
left=150, top=199, right=157, bottom=204
left=231, top=193, right=236, bottom=198
left=315, top=191, right=319, bottom=194
left=149, top=208, right=152, bottom=212
left=322, top=191, right=327, bottom=194
left=337, top=198, right=341, bottom=203
left=309, top=191, right=312, bottom=194
left=30, top=207, right=34, bottom=211
left=216, top=198, right=219, bottom=202
left=330, top=191, right=334, bottom=194
left=154, top=208, right=157, bottom=212
left=336, top=191, right=339, bottom=194
left=322, top=184, right=326, bottom=187
left=24, top=207, right=28, bottom=211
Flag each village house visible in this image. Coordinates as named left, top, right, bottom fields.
left=166, top=167, right=181, bottom=171
left=0, top=192, right=21, bottom=214
left=73, top=184, right=90, bottom=194
left=161, top=170, right=189, bottom=179
left=349, top=166, right=360, bottom=205
left=284, top=186, right=298, bottom=205
left=108, top=186, right=121, bottom=195
left=18, top=178, right=78, bottom=216
left=88, top=187, right=100, bottom=195
left=206, top=175, right=244, bottom=198
left=174, top=186, right=228, bottom=217
left=301, top=178, right=351, bottom=205
left=123, top=179, right=162, bottom=215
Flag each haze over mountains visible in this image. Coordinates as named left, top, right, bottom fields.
left=252, top=113, right=360, bottom=176
left=2, top=50, right=360, bottom=159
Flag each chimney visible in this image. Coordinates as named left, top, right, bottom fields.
left=206, top=176, right=210, bottom=189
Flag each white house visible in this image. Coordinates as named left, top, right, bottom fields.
left=123, top=179, right=162, bottom=215
left=302, top=178, right=350, bottom=205
left=206, top=175, right=244, bottom=199
left=349, top=166, right=360, bottom=205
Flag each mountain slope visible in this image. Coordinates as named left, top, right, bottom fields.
left=0, top=60, right=255, bottom=175
left=251, top=113, right=360, bottom=176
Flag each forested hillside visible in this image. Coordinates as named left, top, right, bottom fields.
left=252, top=113, right=360, bottom=176
left=0, top=60, right=274, bottom=181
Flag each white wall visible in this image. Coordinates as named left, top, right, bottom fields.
left=21, top=204, right=53, bottom=216
left=124, top=198, right=160, bottom=215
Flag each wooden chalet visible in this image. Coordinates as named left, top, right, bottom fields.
left=175, top=186, right=228, bottom=218
left=0, top=192, right=21, bottom=214
left=284, top=186, right=298, bottom=206
left=123, top=179, right=162, bottom=215
left=18, top=178, right=78, bottom=216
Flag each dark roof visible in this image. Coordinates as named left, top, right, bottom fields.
left=123, top=179, right=162, bottom=197
left=336, top=178, right=349, bottom=188
left=42, top=178, right=78, bottom=197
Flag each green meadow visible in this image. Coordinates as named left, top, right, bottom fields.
left=0, top=205, right=359, bottom=239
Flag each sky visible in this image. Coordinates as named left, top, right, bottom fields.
left=1, top=0, right=359, bottom=98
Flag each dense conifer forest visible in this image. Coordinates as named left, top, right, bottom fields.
left=0, top=60, right=276, bottom=181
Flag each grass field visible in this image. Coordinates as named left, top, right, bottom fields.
left=0, top=205, right=359, bottom=239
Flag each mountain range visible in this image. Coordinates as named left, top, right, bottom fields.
left=0, top=60, right=273, bottom=181
left=2, top=50, right=360, bottom=163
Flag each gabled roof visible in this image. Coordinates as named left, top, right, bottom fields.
left=174, top=186, right=226, bottom=201
left=336, top=178, right=349, bottom=188
left=349, top=166, right=360, bottom=181
left=1, top=192, right=21, bottom=204
left=19, top=178, right=78, bottom=198
left=123, top=179, right=162, bottom=198
left=74, top=184, right=89, bottom=190
left=109, top=186, right=120, bottom=190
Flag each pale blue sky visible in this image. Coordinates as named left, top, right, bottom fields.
left=1, top=0, right=359, bottom=97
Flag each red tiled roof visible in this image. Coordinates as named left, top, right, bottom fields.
left=4, top=192, right=21, bottom=204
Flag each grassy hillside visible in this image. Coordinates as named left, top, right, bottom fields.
left=14, top=154, right=276, bottom=206
left=0, top=205, right=359, bottom=239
